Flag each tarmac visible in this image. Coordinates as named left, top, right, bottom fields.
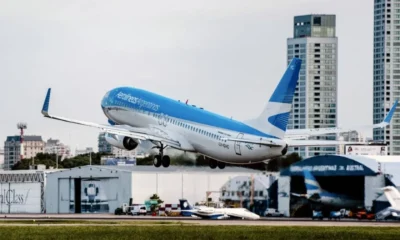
left=0, top=214, right=398, bottom=227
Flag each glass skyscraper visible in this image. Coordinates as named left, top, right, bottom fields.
left=373, top=0, right=400, bottom=155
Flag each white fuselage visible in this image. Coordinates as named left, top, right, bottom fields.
left=104, top=107, right=286, bottom=164
left=310, top=194, right=363, bottom=209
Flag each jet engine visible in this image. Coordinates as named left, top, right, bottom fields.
left=281, top=144, right=288, bottom=156
left=104, top=133, right=139, bottom=151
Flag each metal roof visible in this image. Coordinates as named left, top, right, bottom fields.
left=280, top=154, right=400, bottom=186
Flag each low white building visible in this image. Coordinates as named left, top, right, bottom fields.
left=44, top=165, right=262, bottom=214
left=220, top=173, right=278, bottom=202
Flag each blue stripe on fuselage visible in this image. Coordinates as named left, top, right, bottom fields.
left=101, top=87, right=279, bottom=139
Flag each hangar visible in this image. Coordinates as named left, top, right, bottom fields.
left=277, top=155, right=400, bottom=217
left=45, top=165, right=262, bottom=214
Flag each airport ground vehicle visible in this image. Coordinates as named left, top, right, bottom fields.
left=356, top=210, right=375, bottom=220
left=328, top=211, right=341, bottom=220
left=312, top=210, right=323, bottom=220
left=130, top=205, right=147, bottom=215
left=265, top=208, right=284, bottom=217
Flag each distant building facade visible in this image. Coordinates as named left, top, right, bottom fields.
left=373, top=0, right=400, bottom=155
left=97, top=133, right=139, bottom=158
left=0, top=148, right=4, bottom=169
left=75, top=147, right=94, bottom=156
left=338, top=131, right=365, bottom=154
left=287, top=14, right=338, bottom=158
left=44, top=138, right=71, bottom=157
left=4, top=135, right=45, bottom=170
left=98, top=133, right=113, bottom=154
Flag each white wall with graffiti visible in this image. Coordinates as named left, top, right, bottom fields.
left=0, top=182, right=41, bottom=213
left=0, top=170, right=53, bottom=214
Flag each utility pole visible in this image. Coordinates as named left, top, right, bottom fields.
left=56, top=153, right=58, bottom=169
left=89, top=152, right=92, bottom=165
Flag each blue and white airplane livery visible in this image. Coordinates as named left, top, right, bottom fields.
left=292, top=170, right=363, bottom=209
left=40, top=57, right=396, bottom=169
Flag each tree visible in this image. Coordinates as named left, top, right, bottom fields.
left=149, top=193, right=164, bottom=213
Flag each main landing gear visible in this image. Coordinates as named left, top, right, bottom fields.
left=208, top=158, right=225, bottom=169
left=153, top=143, right=170, bottom=168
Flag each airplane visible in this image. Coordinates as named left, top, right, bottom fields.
left=291, top=170, right=364, bottom=209
left=179, top=199, right=260, bottom=220
left=40, top=57, right=394, bottom=169
left=376, top=186, right=400, bottom=220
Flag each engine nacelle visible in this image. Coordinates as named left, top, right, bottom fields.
left=281, top=144, right=288, bottom=156
left=104, top=133, right=139, bottom=151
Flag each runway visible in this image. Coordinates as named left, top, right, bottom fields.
left=0, top=214, right=399, bottom=227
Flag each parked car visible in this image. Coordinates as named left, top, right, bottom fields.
left=312, top=210, right=323, bottom=220
left=328, top=211, right=341, bottom=220
left=265, top=208, right=284, bottom=217
left=130, top=205, right=147, bottom=216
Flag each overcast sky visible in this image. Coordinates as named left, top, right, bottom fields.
left=0, top=0, right=374, bottom=152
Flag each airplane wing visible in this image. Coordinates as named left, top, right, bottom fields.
left=40, top=88, right=181, bottom=148
left=286, top=100, right=398, bottom=139
left=285, top=139, right=361, bottom=147
left=219, top=138, right=283, bottom=147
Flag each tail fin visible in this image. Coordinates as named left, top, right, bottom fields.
left=382, top=186, right=400, bottom=209
left=304, top=170, right=322, bottom=196
left=244, top=58, right=301, bottom=139
left=179, top=199, right=193, bottom=210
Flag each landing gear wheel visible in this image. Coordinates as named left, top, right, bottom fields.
left=153, top=155, right=162, bottom=167
left=162, top=155, right=170, bottom=168
left=209, top=159, right=217, bottom=169
left=217, top=161, right=225, bottom=169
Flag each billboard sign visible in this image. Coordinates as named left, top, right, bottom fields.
left=0, top=182, right=41, bottom=213
left=345, top=145, right=387, bottom=156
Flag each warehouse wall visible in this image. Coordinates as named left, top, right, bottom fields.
left=365, top=174, right=385, bottom=210
left=278, top=176, right=290, bottom=216
left=131, top=172, right=252, bottom=204
left=0, top=182, right=41, bottom=213
left=45, top=166, right=132, bottom=213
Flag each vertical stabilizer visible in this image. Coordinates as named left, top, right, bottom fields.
left=304, top=170, right=322, bottom=196
left=382, top=186, right=400, bottom=210
left=179, top=199, right=193, bottom=210
left=244, top=58, right=301, bottom=139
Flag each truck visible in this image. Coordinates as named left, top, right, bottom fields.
left=264, top=208, right=284, bottom=217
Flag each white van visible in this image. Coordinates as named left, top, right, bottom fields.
left=130, top=205, right=147, bottom=216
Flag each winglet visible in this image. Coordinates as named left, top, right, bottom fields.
left=384, top=99, right=398, bottom=123
left=41, top=88, right=51, bottom=117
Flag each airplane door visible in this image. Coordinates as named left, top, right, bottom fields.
left=234, top=133, right=244, bottom=156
